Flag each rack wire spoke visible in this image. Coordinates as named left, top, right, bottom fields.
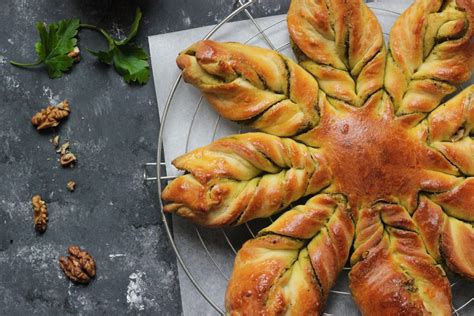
left=329, top=290, right=351, bottom=295
left=239, top=0, right=277, bottom=50
left=454, top=298, right=473, bottom=314
left=185, top=96, right=204, bottom=152
left=194, top=226, right=230, bottom=281
left=244, top=222, right=256, bottom=238
left=221, top=228, right=237, bottom=255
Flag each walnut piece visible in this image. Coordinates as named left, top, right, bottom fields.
left=57, top=142, right=69, bottom=155
left=57, top=142, right=77, bottom=167
left=32, top=195, right=48, bottom=233
left=60, top=152, right=77, bottom=167
left=66, top=180, right=76, bottom=192
left=51, top=135, right=60, bottom=147
left=31, top=100, right=70, bottom=130
left=59, top=246, right=96, bottom=284
left=67, top=47, right=80, bottom=62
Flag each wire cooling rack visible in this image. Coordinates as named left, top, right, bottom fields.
left=145, top=0, right=474, bottom=314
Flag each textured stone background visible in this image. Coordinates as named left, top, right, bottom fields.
left=0, top=0, right=288, bottom=314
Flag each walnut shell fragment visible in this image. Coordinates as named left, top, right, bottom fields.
left=32, top=194, right=48, bottom=233
left=59, top=246, right=96, bottom=284
left=31, top=100, right=70, bottom=130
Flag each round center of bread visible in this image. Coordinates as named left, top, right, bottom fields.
left=310, top=101, right=435, bottom=209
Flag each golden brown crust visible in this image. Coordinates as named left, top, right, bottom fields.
left=351, top=248, right=430, bottom=316
left=413, top=195, right=474, bottom=280
left=430, top=178, right=474, bottom=221
left=386, top=0, right=474, bottom=114
left=176, top=40, right=320, bottom=136
left=225, top=236, right=320, bottom=316
left=297, top=92, right=460, bottom=212
left=225, top=194, right=354, bottom=315
left=162, top=133, right=332, bottom=227
left=307, top=204, right=353, bottom=294
left=412, top=196, right=445, bottom=261
left=350, top=203, right=452, bottom=316
left=428, top=85, right=474, bottom=142
left=428, top=85, right=474, bottom=176
left=441, top=216, right=474, bottom=279
left=288, top=0, right=385, bottom=106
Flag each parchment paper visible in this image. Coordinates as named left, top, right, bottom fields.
left=148, top=2, right=473, bottom=315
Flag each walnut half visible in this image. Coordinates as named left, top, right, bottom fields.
left=59, top=246, right=96, bottom=284
left=32, top=195, right=48, bottom=233
left=31, top=100, right=70, bottom=130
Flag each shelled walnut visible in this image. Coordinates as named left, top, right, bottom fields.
left=32, top=195, right=48, bottom=233
left=31, top=100, right=70, bottom=130
left=59, top=246, right=96, bottom=284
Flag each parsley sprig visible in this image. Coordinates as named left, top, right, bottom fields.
left=82, top=9, right=149, bottom=84
left=10, top=8, right=149, bottom=85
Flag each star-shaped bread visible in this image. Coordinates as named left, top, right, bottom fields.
left=162, top=0, right=474, bottom=314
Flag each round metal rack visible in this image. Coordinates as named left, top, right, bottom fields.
left=145, top=1, right=474, bottom=314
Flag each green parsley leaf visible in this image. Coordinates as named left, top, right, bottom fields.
left=11, top=19, right=80, bottom=78
left=87, top=8, right=149, bottom=84
left=112, top=44, right=149, bottom=84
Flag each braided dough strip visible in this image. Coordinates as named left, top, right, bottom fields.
left=225, top=194, right=354, bottom=315
left=162, top=133, right=332, bottom=227
left=427, top=85, right=474, bottom=176
left=350, top=203, right=452, bottom=315
left=288, top=0, right=386, bottom=106
left=176, top=40, right=320, bottom=136
left=386, top=0, right=474, bottom=115
left=413, top=195, right=474, bottom=280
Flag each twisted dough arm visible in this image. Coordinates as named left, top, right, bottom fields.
left=386, top=0, right=474, bottom=115
left=350, top=203, right=452, bottom=315
left=429, top=177, right=474, bottom=222
left=225, top=194, right=354, bottom=315
left=413, top=195, right=474, bottom=280
left=427, top=85, right=474, bottom=176
left=161, top=133, right=332, bottom=227
left=288, top=0, right=386, bottom=106
left=176, top=40, right=320, bottom=137
left=420, top=86, right=473, bottom=264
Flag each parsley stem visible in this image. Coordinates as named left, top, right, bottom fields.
left=79, top=23, right=111, bottom=42
left=10, top=59, right=42, bottom=67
